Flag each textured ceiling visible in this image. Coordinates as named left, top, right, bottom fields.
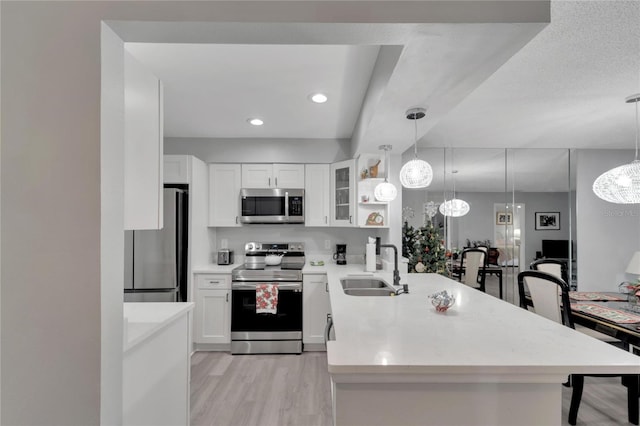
left=425, top=1, right=640, bottom=150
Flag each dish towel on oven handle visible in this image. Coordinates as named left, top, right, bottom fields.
left=256, top=284, right=278, bottom=314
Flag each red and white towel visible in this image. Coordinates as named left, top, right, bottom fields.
left=256, top=284, right=278, bottom=314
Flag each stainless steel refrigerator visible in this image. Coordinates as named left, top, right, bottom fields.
left=124, top=187, right=188, bottom=302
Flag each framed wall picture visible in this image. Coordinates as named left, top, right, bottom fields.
left=535, top=212, right=560, bottom=230
left=496, top=212, right=512, bottom=225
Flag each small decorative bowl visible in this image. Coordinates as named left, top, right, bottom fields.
left=429, top=290, right=456, bottom=312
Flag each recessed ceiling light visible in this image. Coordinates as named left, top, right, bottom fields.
left=248, top=118, right=264, bottom=126
left=310, top=93, right=328, bottom=104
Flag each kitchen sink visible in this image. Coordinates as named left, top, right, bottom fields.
left=340, top=278, right=397, bottom=296
left=343, top=288, right=396, bottom=297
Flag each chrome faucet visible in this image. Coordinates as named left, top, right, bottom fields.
left=376, top=239, right=402, bottom=289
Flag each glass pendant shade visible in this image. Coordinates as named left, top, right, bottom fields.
left=400, top=158, right=433, bottom=188
left=374, top=181, right=397, bottom=202
left=439, top=198, right=470, bottom=217
left=593, top=94, right=640, bottom=204
left=400, top=107, right=432, bottom=189
left=374, top=144, right=397, bottom=202
left=593, top=160, right=640, bottom=204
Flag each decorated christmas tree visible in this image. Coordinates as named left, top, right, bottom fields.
left=402, top=205, right=447, bottom=274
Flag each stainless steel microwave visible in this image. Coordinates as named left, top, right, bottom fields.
left=240, top=188, right=304, bottom=224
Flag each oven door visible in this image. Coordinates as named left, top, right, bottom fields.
left=231, top=282, right=303, bottom=336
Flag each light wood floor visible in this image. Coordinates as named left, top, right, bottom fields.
left=191, top=351, right=332, bottom=426
left=191, top=351, right=634, bottom=426
left=191, top=268, right=635, bottom=426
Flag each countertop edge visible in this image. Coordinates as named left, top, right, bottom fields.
left=123, top=302, right=194, bottom=353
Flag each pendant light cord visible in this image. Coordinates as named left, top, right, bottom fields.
left=386, top=147, right=390, bottom=182
left=451, top=148, right=456, bottom=198
left=635, top=99, right=640, bottom=161
left=414, top=117, right=418, bottom=157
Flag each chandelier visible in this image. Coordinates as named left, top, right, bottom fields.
left=374, top=145, right=397, bottom=202
left=593, top=94, right=640, bottom=204
left=399, top=108, right=433, bottom=188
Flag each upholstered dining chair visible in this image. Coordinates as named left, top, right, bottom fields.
left=530, top=258, right=568, bottom=284
left=458, top=248, right=487, bottom=292
left=517, top=270, right=639, bottom=426
left=530, top=259, right=621, bottom=345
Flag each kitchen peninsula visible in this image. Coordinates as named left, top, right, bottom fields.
left=325, top=270, right=640, bottom=426
left=123, top=303, right=193, bottom=426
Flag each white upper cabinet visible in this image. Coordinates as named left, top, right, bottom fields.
left=209, top=164, right=241, bottom=227
left=241, top=164, right=304, bottom=189
left=305, top=164, right=330, bottom=227
left=330, top=159, right=356, bottom=227
left=163, top=155, right=191, bottom=184
left=124, top=50, right=164, bottom=230
left=273, top=164, right=305, bottom=188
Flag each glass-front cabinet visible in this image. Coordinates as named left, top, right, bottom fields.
left=330, top=159, right=355, bottom=226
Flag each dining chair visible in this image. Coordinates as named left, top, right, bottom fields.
left=517, top=270, right=639, bottom=426
left=458, top=248, right=487, bottom=292
left=530, top=258, right=568, bottom=284
left=530, top=259, right=621, bottom=345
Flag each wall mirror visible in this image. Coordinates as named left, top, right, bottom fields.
left=402, top=147, right=574, bottom=304
left=504, top=148, right=573, bottom=302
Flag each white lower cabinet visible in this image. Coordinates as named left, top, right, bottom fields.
left=194, top=274, right=231, bottom=346
left=303, top=273, right=331, bottom=349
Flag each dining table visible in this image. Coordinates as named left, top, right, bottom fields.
left=568, top=291, right=640, bottom=350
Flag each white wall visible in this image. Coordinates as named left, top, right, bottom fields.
left=2, top=3, right=103, bottom=424
left=216, top=226, right=384, bottom=259
left=577, top=149, right=640, bottom=291
left=165, top=137, right=350, bottom=164
left=100, top=24, right=125, bottom=425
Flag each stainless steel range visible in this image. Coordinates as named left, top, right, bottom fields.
left=231, top=242, right=305, bottom=354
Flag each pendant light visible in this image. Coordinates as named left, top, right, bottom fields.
left=374, top=145, right=397, bottom=202
left=439, top=170, right=470, bottom=217
left=593, top=94, right=640, bottom=204
left=400, top=108, right=433, bottom=188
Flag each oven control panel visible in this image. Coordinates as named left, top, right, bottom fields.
left=244, top=242, right=304, bottom=253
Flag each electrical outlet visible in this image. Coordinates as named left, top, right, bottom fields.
left=221, top=239, right=228, bottom=249
left=324, top=239, right=331, bottom=250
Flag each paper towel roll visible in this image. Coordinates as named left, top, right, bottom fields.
left=366, top=243, right=376, bottom=272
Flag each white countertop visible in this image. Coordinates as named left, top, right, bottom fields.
left=326, top=271, right=640, bottom=378
left=123, top=302, right=194, bottom=353
left=192, top=263, right=239, bottom=273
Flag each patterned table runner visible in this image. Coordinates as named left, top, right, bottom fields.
left=569, top=292, right=626, bottom=302
left=571, top=303, right=640, bottom=324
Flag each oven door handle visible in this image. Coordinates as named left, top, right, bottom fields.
left=232, top=283, right=302, bottom=291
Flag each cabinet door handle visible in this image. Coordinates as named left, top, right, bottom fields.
left=325, top=282, right=328, bottom=292
left=235, top=216, right=238, bottom=224
left=268, top=177, right=271, bottom=187
left=349, top=215, right=352, bottom=224
left=226, top=292, right=229, bottom=302
left=275, top=177, right=278, bottom=187
left=208, top=280, right=221, bottom=285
